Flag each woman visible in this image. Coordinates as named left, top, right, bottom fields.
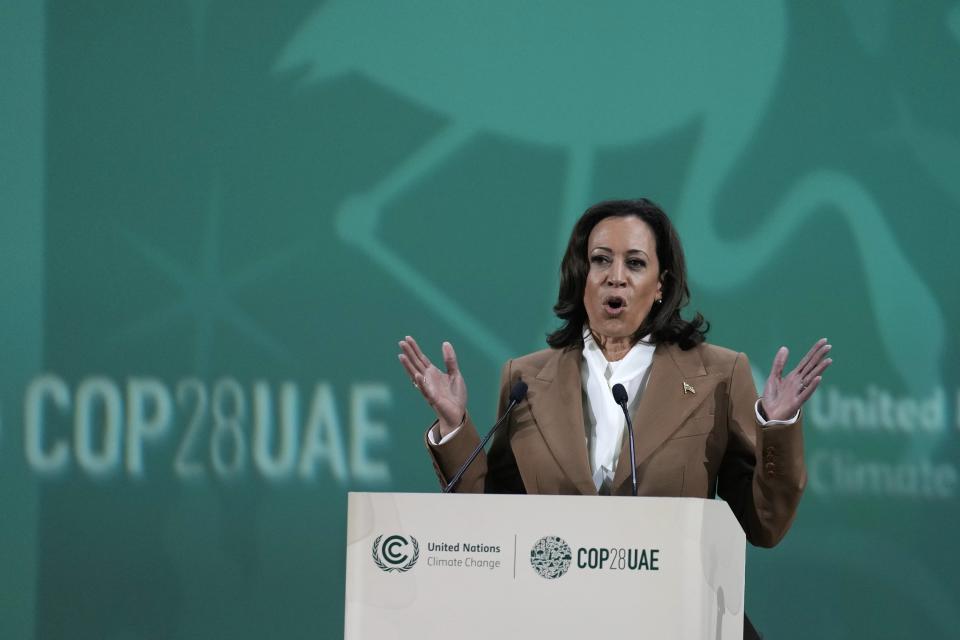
left=398, top=198, right=831, bottom=548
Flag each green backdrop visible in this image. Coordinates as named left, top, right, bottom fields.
left=2, top=1, right=959, bottom=638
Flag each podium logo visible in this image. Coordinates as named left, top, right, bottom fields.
left=529, top=536, right=572, bottom=579
left=372, top=534, right=420, bottom=573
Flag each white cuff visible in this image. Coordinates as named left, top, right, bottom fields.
left=754, top=400, right=800, bottom=426
left=428, top=420, right=464, bottom=445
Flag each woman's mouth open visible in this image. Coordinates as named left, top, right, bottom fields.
left=602, top=296, right=626, bottom=317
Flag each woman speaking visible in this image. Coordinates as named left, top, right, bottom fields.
left=398, top=198, right=831, bottom=549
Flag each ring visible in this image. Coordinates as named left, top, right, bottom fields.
left=413, top=381, right=420, bottom=390
left=799, top=381, right=807, bottom=392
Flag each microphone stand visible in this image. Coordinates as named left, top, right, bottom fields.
left=612, top=383, right=638, bottom=497
left=443, top=381, right=528, bottom=493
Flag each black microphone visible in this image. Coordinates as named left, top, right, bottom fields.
left=443, top=380, right=528, bottom=493
left=611, top=383, right=638, bottom=497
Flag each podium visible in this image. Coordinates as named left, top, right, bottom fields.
left=344, top=492, right=745, bottom=639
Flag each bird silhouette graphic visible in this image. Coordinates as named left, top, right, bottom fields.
left=276, top=0, right=943, bottom=398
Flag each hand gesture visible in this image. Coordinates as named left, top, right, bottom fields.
left=761, top=338, right=833, bottom=421
left=398, top=336, right=467, bottom=436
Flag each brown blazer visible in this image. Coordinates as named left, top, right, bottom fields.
left=426, top=342, right=806, bottom=548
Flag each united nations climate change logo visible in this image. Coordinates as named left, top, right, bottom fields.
left=372, top=534, right=419, bottom=573
left=529, top=535, right=572, bottom=579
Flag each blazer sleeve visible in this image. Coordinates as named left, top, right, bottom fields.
left=423, top=360, right=526, bottom=494
left=716, top=352, right=807, bottom=547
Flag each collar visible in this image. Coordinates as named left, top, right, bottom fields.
left=581, top=327, right=655, bottom=386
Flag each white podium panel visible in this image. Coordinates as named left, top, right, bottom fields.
left=344, top=492, right=744, bottom=640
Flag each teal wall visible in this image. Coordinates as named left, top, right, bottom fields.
left=2, top=1, right=959, bottom=637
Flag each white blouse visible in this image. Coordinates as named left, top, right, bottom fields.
left=580, top=328, right=655, bottom=492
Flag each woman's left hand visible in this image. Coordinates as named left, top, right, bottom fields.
left=761, top=338, right=833, bottom=421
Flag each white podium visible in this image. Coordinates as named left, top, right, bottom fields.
left=344, top=492, right=745, bottom=640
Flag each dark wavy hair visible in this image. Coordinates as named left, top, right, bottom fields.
left=546, top=198, right=708, bottom=351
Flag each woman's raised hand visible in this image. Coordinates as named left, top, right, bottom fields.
left=761, top=338, right=833, bottom=421
left=398, top=336, right=467, bottom=437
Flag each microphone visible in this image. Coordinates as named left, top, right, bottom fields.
left=443, top=380, right=528, bottom=493
left=611, top=383, right=638, bottom=497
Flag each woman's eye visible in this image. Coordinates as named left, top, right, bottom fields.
left=628, top=259, right=646, bottom=269
left=590, top=255, right=610, bottom=265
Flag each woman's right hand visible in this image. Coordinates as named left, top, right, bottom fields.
left=398, top=336, right=467, bottom=437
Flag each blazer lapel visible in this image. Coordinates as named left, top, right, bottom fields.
left=526, top=347, right=597, bottom=495
left=612, top=343, right=720, bottom=490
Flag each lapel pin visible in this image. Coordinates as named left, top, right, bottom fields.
left=683, top=381, right=696, bottom=395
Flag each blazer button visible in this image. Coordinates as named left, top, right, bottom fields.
left=764, top=462, right=776, bottom=475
